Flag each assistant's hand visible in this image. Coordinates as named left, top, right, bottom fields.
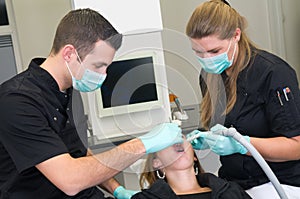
left=186, top=130, right=210, bottom=150
left=205, top=124, right=250, bottom=156
left=113, top=186, right=139, bottom=199
left=139, top=123, right=183, bottom=154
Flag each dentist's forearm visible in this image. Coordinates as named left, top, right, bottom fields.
left=36, top=138, right=145, bottom=196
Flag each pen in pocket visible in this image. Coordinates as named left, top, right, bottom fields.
left=277, top=91, right=283, bottom=106
left=283, top=87, right=289, bottom=101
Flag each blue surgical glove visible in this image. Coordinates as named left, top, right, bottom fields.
left=210, top=124, right=228, bottom=132
left=139, top=123, right=183, bottom=154
left=204, top=124, right=250, bottom=156
left=186, top=130, right=210, bottom=150
left=113, top=186, right=139, bottom=199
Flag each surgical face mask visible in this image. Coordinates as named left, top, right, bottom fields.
left=197, top=40, right=237, bottom=74
left=65, top=51, right=107, bottom=92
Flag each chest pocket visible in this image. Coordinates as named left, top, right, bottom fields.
left=45, top=107, right=67, bottom=134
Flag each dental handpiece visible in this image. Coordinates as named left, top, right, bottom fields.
left=186, top=128, right=245, bottom=142
left=186, top=131, right=211, bottom=142
left=174, top=131, right=208, bottom=152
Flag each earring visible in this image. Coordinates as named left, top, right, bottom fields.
left=194, top=162, right=199, bottom=175
left=156, top=170, right=165, bottom=179
left=195, top=166, right=199, bottom=175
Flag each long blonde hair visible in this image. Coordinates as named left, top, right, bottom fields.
left=186, top=0, right=256, bottom=129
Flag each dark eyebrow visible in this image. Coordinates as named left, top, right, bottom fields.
left=94, top=62, right=109, bottom=68
left=192, top=48, right=203, bottom=54
left=192, top=46, right=222, bottom=54
left=207, top=47, right=222, bottom=53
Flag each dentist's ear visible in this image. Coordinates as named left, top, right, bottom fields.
left=62, top=44, right=76, bottom=62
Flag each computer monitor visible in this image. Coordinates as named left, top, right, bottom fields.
left=88, top=50, right=169, bottom=139
left=96, top=51, right=164, bottom=118
left=85, top=34, right=170, bottom=141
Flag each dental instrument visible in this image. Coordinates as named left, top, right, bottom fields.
left=186, top=131, right=211, bottom=142
left=187, top=128, right=289, bottom=199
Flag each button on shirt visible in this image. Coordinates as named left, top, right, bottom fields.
left=0, top=58, right=103, bottom=198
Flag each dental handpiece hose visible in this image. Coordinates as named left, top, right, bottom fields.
left=217, top=127, right=289, bottom=199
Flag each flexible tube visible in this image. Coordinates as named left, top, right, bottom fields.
left=219, top=127, right=289, bottom=199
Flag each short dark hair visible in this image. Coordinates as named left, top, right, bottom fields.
left=51, top=8, right=122, bottom=59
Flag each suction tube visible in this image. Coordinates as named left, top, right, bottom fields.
left=216, top=127, right=289, bottom=199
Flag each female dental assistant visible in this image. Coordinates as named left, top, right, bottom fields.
left=185, top=0, right=300, bottom=198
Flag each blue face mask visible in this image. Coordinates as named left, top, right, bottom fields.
left=197, top=41, right=236, bottom=74
left=65, top=51, right=107, bottom=92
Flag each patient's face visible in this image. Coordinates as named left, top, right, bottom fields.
left=154, top=138, right=195, bottom=171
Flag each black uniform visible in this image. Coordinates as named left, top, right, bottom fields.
left=200, top=49, right=300, bottom=189
left=132, top=173, right=252, bottom=199
left=0, top=58, right=108, bottom=198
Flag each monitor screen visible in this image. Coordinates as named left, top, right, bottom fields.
left=0, top=0, right=9, bottom=26
left=96, top=51, right=163, bottom=117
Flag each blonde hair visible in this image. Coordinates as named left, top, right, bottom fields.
left=139, top=152, right=204, bottom=189
left=186, top=0, right=257, bottom=129
left=139, top=154, right=157, bottom=188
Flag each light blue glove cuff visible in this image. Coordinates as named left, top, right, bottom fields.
left=113, top=185, right=138, bottom=199
left=113, top=186, right=125, bottom=198
left=240, top=135, right=250, bottom=154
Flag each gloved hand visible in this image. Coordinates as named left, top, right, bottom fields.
left=186, top=130, right=210, bottom=150
left=113, top=186, right=139, bottom=199
left=210, top=123, right=228, bottom=132
left=204, top=124, right=250, bottom=156
left=139, top=123, right=183, bottom=154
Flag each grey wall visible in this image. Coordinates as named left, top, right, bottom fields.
left=281, top=0, right=300, bottom=80
left=11, top=0, right=72, bottom=68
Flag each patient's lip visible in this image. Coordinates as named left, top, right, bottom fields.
left=174, top=143, right=184, bottom=152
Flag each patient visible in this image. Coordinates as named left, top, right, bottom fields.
left=132, top=138, right=251, bottom=199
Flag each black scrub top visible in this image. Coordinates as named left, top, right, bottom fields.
left=132, top=173, right=251, bottom=199
left=199, top=49, right=300, bottom=189
left=0, top=58, right=106, bottom=198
